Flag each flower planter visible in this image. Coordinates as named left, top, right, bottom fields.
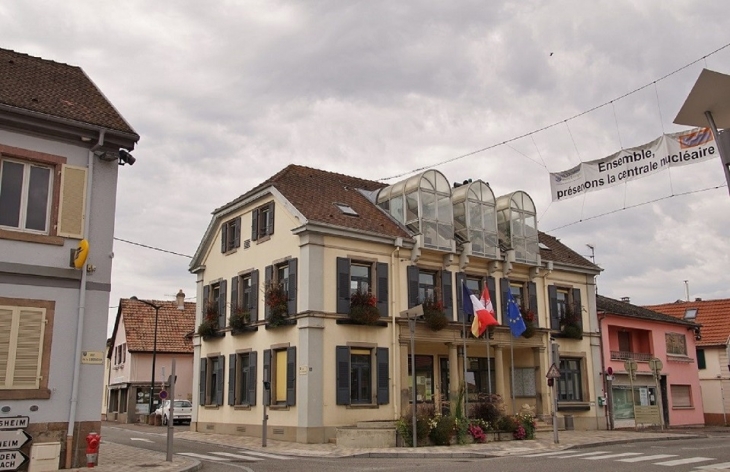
left=265, top=319, right=297, bottom=329
left=336, top=318, right=388, bottom=327
left=231, top=326, right=259, bottom=335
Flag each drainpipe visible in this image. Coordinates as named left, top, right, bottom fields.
left=65, top=130, right=104, bottom=468
left=391, top=238, right=402, bottom=419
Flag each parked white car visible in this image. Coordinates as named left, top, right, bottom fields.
left=155, top=399, right=192, bottom=425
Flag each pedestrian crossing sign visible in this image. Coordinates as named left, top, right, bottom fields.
left=546, top=363, right=561, bottom=378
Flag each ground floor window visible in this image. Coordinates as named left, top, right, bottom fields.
left=199, top=355, right=225, bottom=406
left=612, top=385, right=658, bottom=419
left=229, top=351, right=257, bottom=406
left=670, top=384, right=693, bottom=408
left=408, top=355, right=434, bottom=402
left=336, top=346, right=389, bottom=405
left=557, top=358, right=583, bottom=401
left=466, top=357, right=496, bottom=398
left=263, top=347, right=296, bottom=406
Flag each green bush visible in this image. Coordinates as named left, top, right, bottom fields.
left=429, top=416, right=455, bottom=446
left=397, top=404, right=434, bottom=446
left=496, top=415, right=519, bottom=432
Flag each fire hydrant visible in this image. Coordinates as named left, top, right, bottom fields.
left=85, top=431, right=100, bottom=468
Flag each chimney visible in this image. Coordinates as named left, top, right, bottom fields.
left=695, top=297, right=702, bottom=302
left=621, top=297, right=630, bottom=303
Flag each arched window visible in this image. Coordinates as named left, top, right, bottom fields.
left=377, top=170, right=454, bottom=250
left=452, top=180, right=498, bottom=258
left=496, top=191, right=538, bottom=264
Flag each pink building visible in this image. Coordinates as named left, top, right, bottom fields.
left=597, top=295, right=704, bottom=429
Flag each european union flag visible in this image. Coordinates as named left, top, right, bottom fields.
left=507, top=290, right=526, bottom=338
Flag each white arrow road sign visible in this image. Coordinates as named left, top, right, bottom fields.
left=0, top=450, right=28, bottom=471
left=0, top=418, right=28, bottom=431
left=0, top=430, right=31, bottom=451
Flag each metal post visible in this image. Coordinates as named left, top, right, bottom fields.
left=462, top=314, right=468, bottom=418
left=150, top=306, right=160, bottom=416
left=510, top=335, right=515, bottom=414
left=166, top=359, right=175, bottom=462
left=551, top=340, right=559, bottom=444
left=262, top=381, right=269, bottom=447
left=409, top=316, right=417, bottom=448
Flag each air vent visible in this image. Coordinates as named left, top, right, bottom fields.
left=236, top=426, right=246, bottom=432
left=244, top=239, right=251, bottom=249
left=205, top=424, right=215, bottom=430
left=273, top=428, right=285, bottom=435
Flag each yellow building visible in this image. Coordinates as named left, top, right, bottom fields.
left=189, top=165, right=603, bottom=444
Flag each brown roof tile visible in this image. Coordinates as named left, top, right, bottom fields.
left=538, top=232, right=600, bottom=271
left=597, top=295, right=698, bottom=327
left=0, top=48, right=137, bottom=135
left=645, top=299, right=730, bottom=346
left=120, top=299, right=196, bottom=354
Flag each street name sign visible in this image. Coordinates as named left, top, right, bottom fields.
left=0, top=450, right=27, bottom=471
left=0, top=431, right=31, bottom=451
left=0, top=418, right=28, bottom=431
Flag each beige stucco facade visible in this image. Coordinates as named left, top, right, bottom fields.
left=698, top=346, right=730, bottom=425
left=191, top=172, right=603, bottom=443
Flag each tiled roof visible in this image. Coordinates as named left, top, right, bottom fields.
left=597, top=295, right=698, bottom=328
left=645, top=298, right=730, bottom=347
left=0, top=48, right=138, bottom=136
left=219, top=164, right=410, bottom=239
left=538, top=232, right=600, bottom=271
left=116, top=299, right=196, bottom=354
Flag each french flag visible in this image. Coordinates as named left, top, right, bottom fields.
left=462, top=284, right=498, bottom=337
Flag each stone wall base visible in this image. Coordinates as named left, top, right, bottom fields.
left=25, top=420, right=101, bottom=469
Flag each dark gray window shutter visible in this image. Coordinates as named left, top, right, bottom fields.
left=251, top=208, right=260, bottom=241
left=528, top=281, right=538, bottom=327
left=250, top=269, right=259, bottom=322
left=287, top=258, right=298, bottom=315
left=249, top=352, right=257, bottom=405
left=267, top=202, right=275, bottom=235
left=228, top=354, right=236, bottom=406
left=230, top=277, right=239, bottom=314
left=487, top=276, right=497, bottom=322
left=199, top=358, right=207, bottom=405
left=218, top=279, right=227, bottom=328
left=376, top=262, right=389, bottom=317
left=455, top=272, right=466, bottom=323
left=234, top=216, right=241, bottom=248
left=221, top=224, right=227, bottom=253
left=441, top=270, right=453, bottom=319
left=548, top=285, right=559, bottom=330
left=203, top=285, right=210, bottom=313
left=286, top=346, right=296, bottom=406
left=407, top=265, right=419, bottom=308
left=264, top=265, right=273, bottom=320
left=336, top=346, right=350, bottom=405
left=572, top=288, right=582, bottom=331
left=263, top=349, right=271, bottom=405
left=336, top=257, right=351, bottom=314
left=500, top=278, right=510, bottom=324
left=377, top=347, right=389, bottom=405
left=216, top=355, right=225, bottom=406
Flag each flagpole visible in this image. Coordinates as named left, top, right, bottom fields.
left=486, top=335, right=491, bottom=395
left=510, top=334, right=515, bottom=415
left=462, top=285, right=468, bottom=419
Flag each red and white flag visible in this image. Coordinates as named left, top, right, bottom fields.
left=470, top=286, right=498, bottom=337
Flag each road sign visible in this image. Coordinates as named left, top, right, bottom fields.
left=0, top=418, right=28, bottom=431
left=0, top=450, right=27, bottom=471
left=0, top=431, right=31, bottom=451
left=649, top=358, right=663, bottom=373
left=546, top=363, right=561, bottom=379
left=159, top=390, right=168, bottom=400
left=623, top=360, right=638, bottom=372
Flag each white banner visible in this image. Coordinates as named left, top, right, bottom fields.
left=549, top=127, right=716, bottom=201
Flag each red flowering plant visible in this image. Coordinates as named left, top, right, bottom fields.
left=349, top=289, right=381, bottom=325
left=265, top=282, right=289, bottom=326
left=423, top=296, right=448, bottom=331
left=197, top=301, right=219, bottom=337
left=560, top=303, right=582, bottom=339
left=519, top=304, right=536, bottom=339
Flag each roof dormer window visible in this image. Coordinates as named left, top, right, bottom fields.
left=451, top=180, right=498, bottom=258
left=496, top=191, right=539, bottom=264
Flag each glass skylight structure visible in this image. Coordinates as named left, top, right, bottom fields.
left=451, top=180, right=498, bottom=258
left=496, top=191, right=538, bottom=264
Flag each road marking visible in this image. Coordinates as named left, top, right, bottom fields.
left=177, top=452, right=230, bottom=461
left=234, top=450, right=292, bottom=460
left=550, top=451, right=613, bottom=458
left=130, top=438, right=154, bottom=443
left=695, top=462, right=730, bottom=470
left=618, top=454, right=678, bottom=462
left=525, top=450, right=591, bottom=457
left=654, top=457, right=715, bottom=466
left=583, top=452, right=644, bottom=460
left=210, top=452, right=264, bottom=461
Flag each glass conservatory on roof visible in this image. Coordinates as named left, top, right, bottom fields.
left=496, top=191, right=539, bottom=264
left=451, top=180, right=498, bottom=258
left=376, top=169, right=454, bottom=251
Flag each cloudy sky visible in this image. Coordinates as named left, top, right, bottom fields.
left=4, top=1, right=730, bottom=335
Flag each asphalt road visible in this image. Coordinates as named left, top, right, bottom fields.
left=101, top=423, right=730, bottom=472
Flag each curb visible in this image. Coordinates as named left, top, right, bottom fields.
left=349, top=452, right=494, bottom=459
left=568, top=433, right=707, bottom=450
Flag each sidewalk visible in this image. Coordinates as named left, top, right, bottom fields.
left=83, top=422, right=716, bottom=471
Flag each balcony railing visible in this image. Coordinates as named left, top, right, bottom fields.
left=610, top=351, right=653, bottom=362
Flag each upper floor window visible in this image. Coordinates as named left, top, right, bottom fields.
left=548, top=285, right=582, bottom=333
left=221, top=216, right=240, bottom=253
left=264, top=258, right=298, bottom=318
left=336, top=258, right=389, bottom=317
left=251, top=201, right=275, bottom=241
left=114, top=343, right=127, bottom=366
left=496, top=191, right=538, bottom=264
left=0, top=159, right=52, bottom=233
left=406, top=266, right=453, bottom=318
left=666, top=332, right=687, bottom=356
left=452, top=180, right=498, bottom=258
left=230, top=270, right=259, bottom=323
left=203, top=280, right=226, bottom=329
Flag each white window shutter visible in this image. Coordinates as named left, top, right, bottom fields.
left=57, top=164, right=87, bottom=238
left=0, top=308, right=12, bottom=387
left=13, top=308, right=45, bottom=388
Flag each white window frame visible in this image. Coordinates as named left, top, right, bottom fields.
left=0, top=158, right=53, bottom=234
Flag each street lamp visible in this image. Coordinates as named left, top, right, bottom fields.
left=131, top=290, right=186, bottom=417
